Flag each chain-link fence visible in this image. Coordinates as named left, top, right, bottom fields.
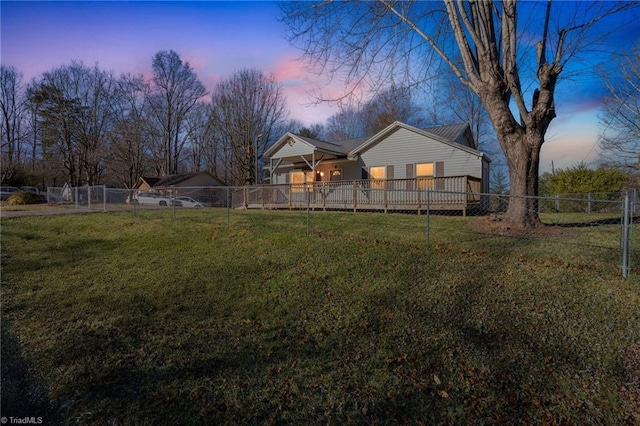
left=46, top=184, right=637, bottom=277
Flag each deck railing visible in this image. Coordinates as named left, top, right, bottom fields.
left=234, top=176, right=484, bottom=214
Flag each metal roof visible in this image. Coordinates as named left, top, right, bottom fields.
left=422, top=123, right=469, bottom=142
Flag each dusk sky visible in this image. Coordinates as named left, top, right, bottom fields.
left=2, top=1, right=639, bottom=174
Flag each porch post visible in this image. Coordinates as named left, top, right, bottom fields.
left=269, top=158, right=283, bottom=185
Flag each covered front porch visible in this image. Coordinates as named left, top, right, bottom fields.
left=265, top=132, right=352, bottom=185
left=232, top=176, right=485, bottom=215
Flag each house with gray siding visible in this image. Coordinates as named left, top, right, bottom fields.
left=259, top=121, right=491, bottom=214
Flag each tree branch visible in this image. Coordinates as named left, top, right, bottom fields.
left=380, top=0, right=476, bottom=90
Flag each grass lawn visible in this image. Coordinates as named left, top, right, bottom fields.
left=1, top=209, right=639, bottom=424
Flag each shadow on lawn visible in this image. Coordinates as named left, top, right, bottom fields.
left=1, top=318, right=62, bottom=424
left=545, top=216, right=626, bottom=227
left=1, top=229, right=122, bottom=273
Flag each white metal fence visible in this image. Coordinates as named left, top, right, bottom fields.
left=46, top=184, right=637, bottom=277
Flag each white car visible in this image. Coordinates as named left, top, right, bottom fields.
left=20, top=186, right=40, bottom=195
left=130, top=192, right=178, bottom=207
left=175, top=196, right=204, bottom=208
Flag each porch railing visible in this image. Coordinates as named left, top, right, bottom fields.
left=234, top=176, right=484, bottom=214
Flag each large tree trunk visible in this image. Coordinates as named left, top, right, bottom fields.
left=501, top=129, right=544, bottom=228
left=484, top=88, right=546, bottom=228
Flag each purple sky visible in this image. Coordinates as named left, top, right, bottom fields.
left=2, top=1, right=638, bottom=173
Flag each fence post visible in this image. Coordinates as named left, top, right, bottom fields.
left=88, top=185, right=92, bottom=210
left=383, top=182, right=388, bottom=214
left=622, top=190, right=632, bottom=278
left=323, top=182, right=327, bottom=211
left=171, top=185, right=176, bottom=219
left=586, top=192, right=591, bottom=214
left=306, top=183, right=311, bottom=235
left=426, top=189, right=431, bottom=246
left=227, top=187, right=230, bottom=225
left=103, top=185, right=107, bottom=212
left=353, top=180, right=357, bottom=212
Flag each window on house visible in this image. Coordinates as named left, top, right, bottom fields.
left=330, top=169, right=342, bottom=182
left=416, top=162, right=434, bottom=189
left=290, top=171, right=313, bottom=192
left=369, top=166, right=386, bottom=189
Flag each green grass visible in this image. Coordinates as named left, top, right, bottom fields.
left=1, top=209, right=639, bottom=424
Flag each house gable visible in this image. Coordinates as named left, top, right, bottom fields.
left=266, top=133, right=314, bottom=158
left=265, top=133, right=344, bottom=160
left=350, top=122, right=484, bottom=159
left=349, top=122, right=488, bottom=180
left=134, top=176, right=160, bottom=191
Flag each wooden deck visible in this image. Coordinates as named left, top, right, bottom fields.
left=233, top=176, right=485, bottom=215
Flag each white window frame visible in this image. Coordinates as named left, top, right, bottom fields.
left=369, top=166, right=386, bottom=189
left=416, top=162, right=434, bottom=189
left=329, top=169, right=343, bottom=182
left=290, top=170, right=313, bottom=192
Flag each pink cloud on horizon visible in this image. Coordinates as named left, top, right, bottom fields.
left=541, top=114, right=601, bottom=173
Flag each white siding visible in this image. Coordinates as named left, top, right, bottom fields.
left=359, top=128, right=483, bottom=179
left=271, top=139, right=315, bottom=158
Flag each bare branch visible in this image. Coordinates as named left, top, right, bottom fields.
left=380, top=0, right=475, bottom=90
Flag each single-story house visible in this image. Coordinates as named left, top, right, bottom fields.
left=257, top=121, right=491, bottom=214
left=134, top=171, right=225, bottom=206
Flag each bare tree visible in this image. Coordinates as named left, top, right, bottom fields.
left=283, top=119, right=326, bottom=140
left=281, top=1, right=636, bottom=227
left=184, top=101, right=217, bottom=174
left=30, top=63, right=118, bottom=186
left=429, top=70, right=508, bottom=191
left=598, top=44, right=640, bottom=174
left=210, top=69, right=287, bottom=185
left=324, top=105, right=364, bottom=142
left=30, top=78, right=81, bottom=186
left=323, top=85, right=424, bottom=141
left=105, top=74, right=152, bottom=188
left=0, top=66, right=28, bottom=183
left=361, top=84, right=424, bottom=135
left=298, top=123, right=326, bottom=140
left=146, top=50, right=206, bottom=176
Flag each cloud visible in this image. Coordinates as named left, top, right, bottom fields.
left=540, top=112, right=601, bottom=173
left=270, top=56, right=343, bottom=124
left=269, top=56, right=378, bottom=124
